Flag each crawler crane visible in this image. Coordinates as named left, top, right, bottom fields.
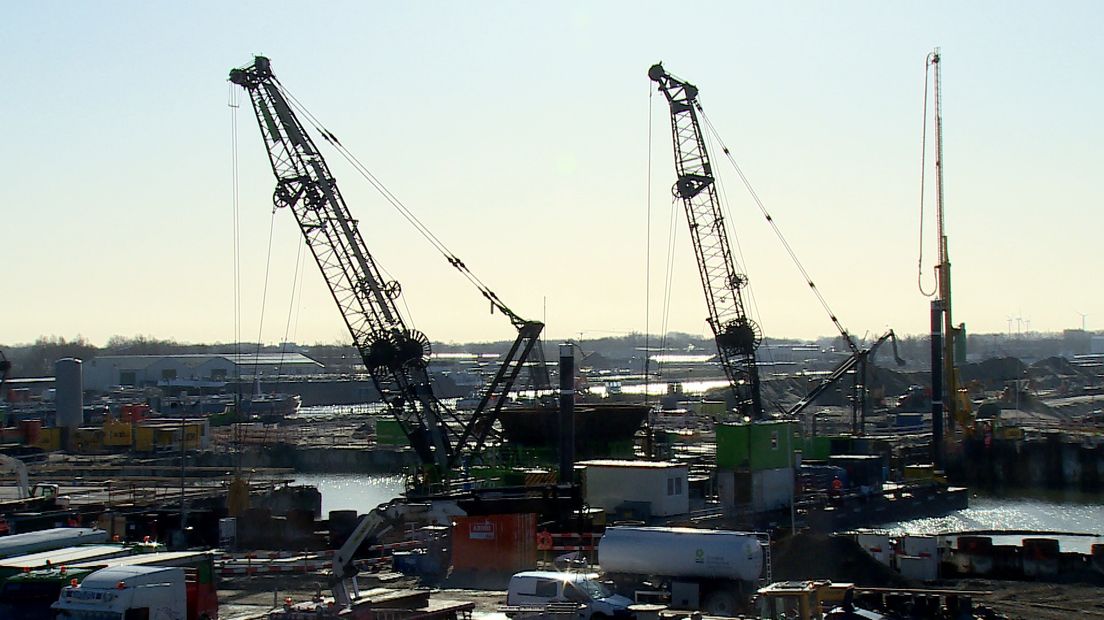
left=649, top=63, right=764, bottom=420
left=230, top=56, right=544, bottom=478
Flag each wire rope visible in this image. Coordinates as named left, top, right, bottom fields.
left=275, top=81, right=525, bottom=325
left=697, top=105, right=857, bottom=353
left=917, top=57, right=937, bottom=297
left=644, top=80, right=654, bottom=404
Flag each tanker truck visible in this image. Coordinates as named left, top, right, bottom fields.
left=597, top=526, right=765, bottom=617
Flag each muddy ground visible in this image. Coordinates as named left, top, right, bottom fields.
left=217, top=571, right=1104, bottom=620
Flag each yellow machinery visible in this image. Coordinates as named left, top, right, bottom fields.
left=755, top=581, right=866, bottom=620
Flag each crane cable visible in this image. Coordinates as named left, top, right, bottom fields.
left=917, top=56, right=937, bottom=298
left=644, top=80, right=653, bottom=404
left=229, top=84, right=242, bottom=386
left=275, top=80, right=529, bottom=329
left=696, top=103, right=858, bottom=354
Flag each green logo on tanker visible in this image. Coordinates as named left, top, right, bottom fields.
left=695, top=548, right=704, bottom=563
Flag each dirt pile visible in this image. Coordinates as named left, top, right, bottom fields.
left=771, top=533, right=912, bottom=587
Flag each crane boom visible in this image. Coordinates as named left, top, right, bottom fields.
left=230, top=57, right=456, bottom=470
left=230, top=56, right=547, bottom=475
left=649, top=63, right=764, bottom=419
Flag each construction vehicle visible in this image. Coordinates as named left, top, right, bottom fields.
left=920, top=50, right=974, bottom=463
left=0, top=528, right=107, bottom=560
left=329, top=500, right=434, bottom=609
left=54, top=564, right=218, bottom=620
left=648, top=63, right=765, bottom=420
left=230, top=56, right=545, bottom=480
left=505, top=571, right=633, bottom=620
left=599, top=526, right=765, bottom=616
left=754, top=580, right=884, bottom=620
left=650, top=64, right=904, bottom=433
left=787, top=330, right=906, bottom=434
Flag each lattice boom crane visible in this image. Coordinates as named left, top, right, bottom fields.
left=649, top=63, right=764, bottom=419
left=230, top=56, right=544, bottom=474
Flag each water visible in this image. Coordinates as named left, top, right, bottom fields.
left=292, top=473, right=405, bottom=515
left=294, top=475, right=1104, bottom=546
left=881, top=492, right=1104, bottom=535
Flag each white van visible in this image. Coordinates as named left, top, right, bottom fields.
left=506, top=571, right=633, bottom=620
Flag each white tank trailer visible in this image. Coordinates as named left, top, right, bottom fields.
left=54, top=358, right=83, bottom=430
left=597, top=526, right=764, bottom=616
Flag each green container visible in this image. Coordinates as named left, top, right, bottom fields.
left=607, top=439, right=636, bottom=459
left=375, top=419, right=407, bottom=446
left=803, top=436, right=832, bottom=460
left=716, top=423, right=751, bottom=469
left=717, top=421, right=797, bottom=470
left=749, top=421, right=797, bottom=470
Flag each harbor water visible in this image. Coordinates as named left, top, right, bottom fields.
left=296, top=475, right=1104, bottom=541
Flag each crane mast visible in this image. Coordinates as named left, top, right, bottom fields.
left=649, top=64, right=764, bottom=419
left=230, top=56, right=456, bottom=471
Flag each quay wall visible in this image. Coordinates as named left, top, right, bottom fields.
left=195, top=445, right=415, bottom=473
left=949, top=436, right=1104, bottom=492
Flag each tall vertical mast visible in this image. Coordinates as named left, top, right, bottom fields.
left=931, top=49, right=960, bottom=432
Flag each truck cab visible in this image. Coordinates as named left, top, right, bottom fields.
left=507, top=571, right=633, bottom=620
left=54, top=565, right=191, bottom=620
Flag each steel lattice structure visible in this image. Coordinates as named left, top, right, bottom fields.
left=231, top=56, right=544, bottom=472
left=649, top=63, right=764, bottom=419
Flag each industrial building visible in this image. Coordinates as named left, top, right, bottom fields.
left=83, top=353, right=324, bottom=392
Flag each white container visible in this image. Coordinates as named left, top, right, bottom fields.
left=581, top=460, right=689, bottom=517
left=218, top=517, right=237, bottom=548
left=901, top=535, right=939, bottom=560
left=897, top=554, right=938, bottom=581
left=856, top=533, right=892, bottom=566
left=598, top=526, right=763, bottom=582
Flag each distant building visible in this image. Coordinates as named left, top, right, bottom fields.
left=84, top=353, right=324, bottom=392
left=1063, top=329, right=1092, bottom=356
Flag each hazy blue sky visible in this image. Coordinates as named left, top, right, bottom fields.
left=3, top=1, right=1101, bottom=348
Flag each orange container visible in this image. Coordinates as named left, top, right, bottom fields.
left=451, top=513, right=536, bottom=573
left=19, top=419, right=42, bottom=445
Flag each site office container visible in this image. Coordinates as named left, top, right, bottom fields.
left=451, top=513, right=536, bottom=574
left=580, top=460, right=689, bottom=518
left=716, top=421, right=797, bottom=471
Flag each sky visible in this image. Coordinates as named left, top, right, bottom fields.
left=2, top=1, right=1101, bottom=348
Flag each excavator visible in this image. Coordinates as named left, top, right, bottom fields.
left=230, top=56, right=554, bottom=613
left=786, top=330, right=906, bottom=435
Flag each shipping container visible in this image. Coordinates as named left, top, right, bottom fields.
left=134, top=427, right=155, bottom=452
left=32, top=427, right=61, bottom=452
left=717, top=421, right=797, bottom=471
left=451, top=513, right=536, bottom=574
left=375, top=419, right=407, bottom=446
left=102, top=420, right=133, bottom=447
left=581, top=460, right=689, bottom=518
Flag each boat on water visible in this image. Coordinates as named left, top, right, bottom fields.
left=159, top=392, right=301, bottom=423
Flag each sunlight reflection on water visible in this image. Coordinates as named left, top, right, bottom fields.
left=292, top=473, right=405, bottom=515
left=879, top=494, right=1104, bottom=536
